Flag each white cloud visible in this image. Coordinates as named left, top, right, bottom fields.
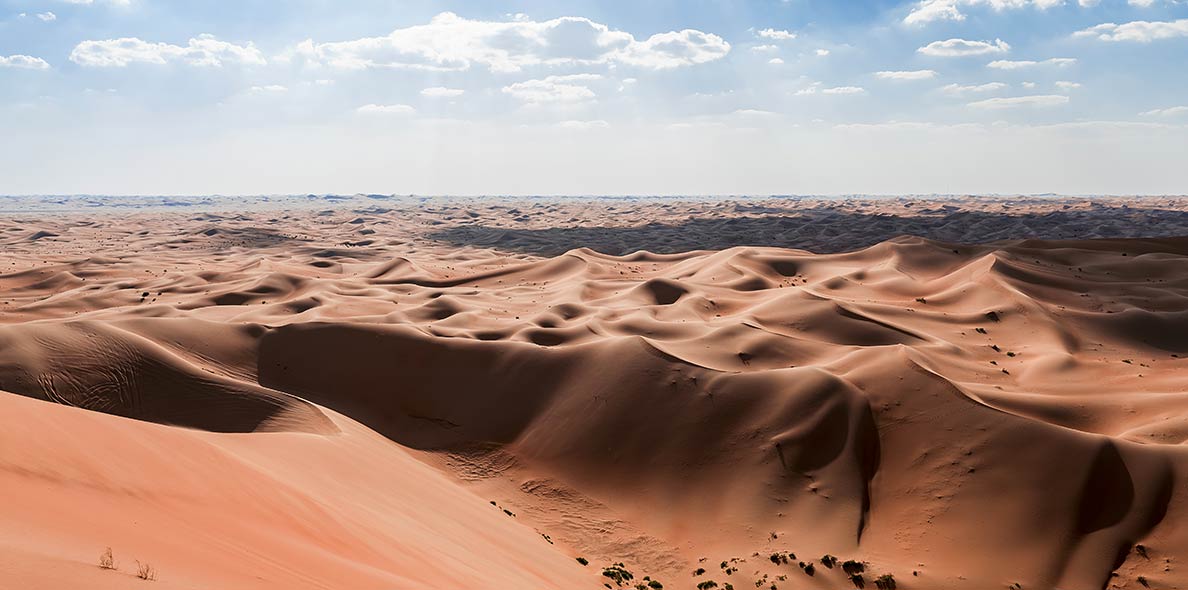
left=918, top=38, right=1010, bottom=57
left=987, top=57, right=1076, bottom=69
left=1141, top=105, right=1188, bottom=116
left=287, top=12, right=728, bottom=72
left=61, top=0, right=131, bottom=4
left=795, top=84, right=820, bottom=96
left=905, top=0, right=1070, bottom=26
left=876, top=69, right=938, bottom=80
left=1022, top=81, right=1037, bottom=88
left=751, top=44, right=779, bottom=53
left=36, top=12, right=56, bottom=21
left=70, top=35, right=266, bottom=67
left=757, top=28, right=796, bottom=40
left=794, top=82, right=865, bottom=96
left=968, top=94, right=1069, bottom=109
left=815, top=49, right=831, bottom=56
left=249, top=84, right=287, bottom=93
left=769, top=57, right=785, bottom=65
left=0, top=55, right=51, bottom=70
left=1054, top=80, right=1081, bottom=90
left=822, top=86, right=866, bottom=95
left=502, top=74, right=601, bottom=103
left=555, top=119, right=609, bottom=130
left=942, top=82, right=1008, bottom=94
left=1128, top=0, right=1157, bottom=7
left=733, top=109, right=777, bottom=116
left=356, top=103, right=416, bottom=114
left=421, top=87, right=465, bottom=98
left=1073, top=19, right=1188, bottom=42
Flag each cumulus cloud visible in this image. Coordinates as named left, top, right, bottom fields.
left=875, top=69, right=938, bottom=80
left=0, top=54, right=51, bottom=69
left=751, top=44, right=779, bottom=53
left=1128, top=0, right=1156, bottom=6
left=968, top=94, right=1069, bottom=109
left=356, top=103, right=416, bottom=114
left=1073, top=19, right=1188, bottom=42
left=905, top=0, right=1068, bottom=26
left=794, top=82, right=865, bottom=96
left=421, top=87, right=465, bottom=98
left=1141, top=105, right=1188, bottom=116
left=769, top=57, right=785, bottom=65
left=249, top=84, right=287, bottom=93
left=286, top=12, right=728, bottom=72
left=942, top=82, right=1008, bottom=94
left=987, top=57, right=1076, bottom=69
left=822, top=86, right=866, bottom=95
left=1054, top=80, right=1081, bottom=90
left=70, top=35, right=266, bottom=67
left=37, top=12, right=56, bottom=21
left=918, top=38, right=1010, bottom=57
left=756, top=28, right=796, bottom=40
left=502, top=74, right=601, bottom=103
left=815, top=49, right=831, bottom=56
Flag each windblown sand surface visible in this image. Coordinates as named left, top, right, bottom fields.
left=3, top=195, right=1188, bottom=589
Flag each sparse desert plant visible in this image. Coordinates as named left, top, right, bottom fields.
left=874, top=573, right=896, bottom=589
left=1138, top=576, right=1150, bottom=588
left=647, top=579, right=663, bottom=589
left=849, top=573, right=864, bottom=588
left=577, top=557, right=589, bottom=566
left=602, top=563, right=634, bottom=587
left=801, top=563, right=814, bottom=576
left=694, top=567, right=706, bottom=576
left=820, top=555, right=838, bottom=568
left=724, top=584, right=733, bottom=590
left=98, top=547, right=116, bottom=570
left=135, top=560, right=157, bottom=581
left=842, top=560, right=866, bottom=575
left=1135, top=544, right=1149, bottom=559
left=696, top=581, right=718, bottom=590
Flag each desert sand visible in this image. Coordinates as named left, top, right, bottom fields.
left=3, top=195, right=1188, bottom=590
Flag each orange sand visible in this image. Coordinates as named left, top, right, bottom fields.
left=2, top=196, right=1187, bottom=589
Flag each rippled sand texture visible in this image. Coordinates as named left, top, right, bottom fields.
left=3, top=196, right=1188, bottom=589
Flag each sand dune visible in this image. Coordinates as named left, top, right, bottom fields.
left=2, top=197, right=1188, bottom=589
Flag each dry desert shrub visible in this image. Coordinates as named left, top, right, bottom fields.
left=135, top=560, right=157, bottom=581
left=98, top=547, right=116, bottom=570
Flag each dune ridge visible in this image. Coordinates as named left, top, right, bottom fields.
left=3, top=198, right=1188, bottom=589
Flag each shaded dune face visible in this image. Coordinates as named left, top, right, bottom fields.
left=0, top=321, right=335, bottom=434
left=5, top=229, right=1188, bottom=589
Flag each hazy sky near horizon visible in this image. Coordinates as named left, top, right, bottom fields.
left=1, top=0, right=1186, bottom=196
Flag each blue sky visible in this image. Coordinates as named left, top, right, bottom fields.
left=1, top=0, right=1186, bottom=195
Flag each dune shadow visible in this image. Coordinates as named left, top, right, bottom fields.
left=427, top=205, right=1188, bottom=255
